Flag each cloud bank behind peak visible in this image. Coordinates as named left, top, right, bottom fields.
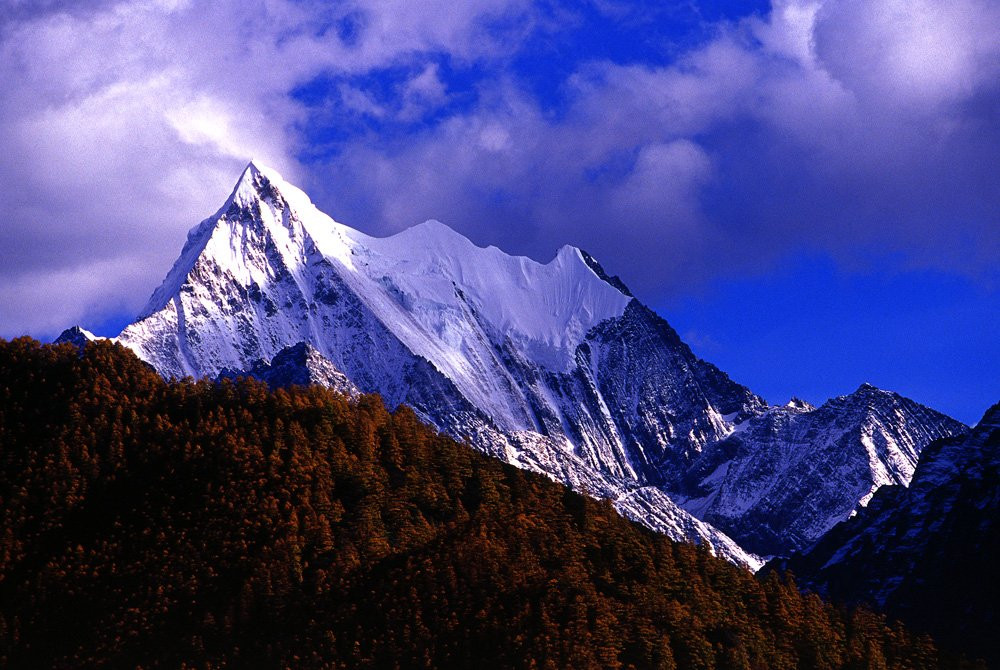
left=0, top=0, right=997, bottom=337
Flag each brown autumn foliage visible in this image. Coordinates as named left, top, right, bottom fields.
left=0, top=338, right=983, bottom=669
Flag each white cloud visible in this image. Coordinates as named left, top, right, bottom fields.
left=0, top=256, right=152, bottom=336
left=311, top=0, right=999, bottom=295
left=0, top=0, right=996, bottom=339
left=0, top=0, right=540, bottom=338
left=813, top=0, right=1000, bottom=107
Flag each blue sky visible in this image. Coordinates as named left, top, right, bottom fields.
left=0, top=0, right=997, bottom=423
left=660, top=255, right=998, bottom=424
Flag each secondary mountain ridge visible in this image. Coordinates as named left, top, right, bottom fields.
left=773, top=403, right=1000, bottom=664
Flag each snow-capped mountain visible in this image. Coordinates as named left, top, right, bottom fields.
left=112, top=162, right=761, bottom=567
left=679, top=385, right=967, bottom=556
left=773, top=403, right=1000, bottom=663
left=95, top=162, right=965, bottom=566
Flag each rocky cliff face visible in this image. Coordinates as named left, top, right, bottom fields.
left=100, top=162, right=965, bottom=566
left=54, top=326, right=100, bottom=348
left=773, top=404, right=1000, bottom=663
left=218, top=342, right=359, bottom=397
left=679, top=385, right=967, bottom=556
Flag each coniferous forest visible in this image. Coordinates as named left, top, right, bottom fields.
left=0, top=338, right=984, bottom=669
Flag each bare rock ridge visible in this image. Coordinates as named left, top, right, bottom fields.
left=218, top=342, right=359, bottom=397
left=69, top=162, right=965, bottom=567
left=772, top=404, right=1000, bottom=664
left=678, top=383, right=966, bottom=556
left=54, top=326, right=100, bottom=348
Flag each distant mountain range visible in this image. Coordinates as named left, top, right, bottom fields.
left=58, top=162, right=969, bottom=568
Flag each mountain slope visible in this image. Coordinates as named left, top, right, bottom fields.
left=118, top=162, right=762, bottom=464
left=680, top=386, right=967, bottom=556
left=114, top=162, right=764, bottom=566
left=218, top=342, right=359, bottom=396
left=0, top=338, right=978, bottom=669
left=108, top=162, right=965, bottom=563
left=773, top=403, right=1000, bottom=665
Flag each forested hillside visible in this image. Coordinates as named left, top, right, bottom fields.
left=0, top=338, right=980, bottom=669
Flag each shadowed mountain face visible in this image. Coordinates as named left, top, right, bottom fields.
left=100, top=162, right=966, bottom=564
left=772, top=404, right=1000, bottom=665
left=54, top=326, right=99, bottom=348
left=218, top=342, right=359, bottom=397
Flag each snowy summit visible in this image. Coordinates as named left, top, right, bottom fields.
left=100, top=163, right=965, bottom=569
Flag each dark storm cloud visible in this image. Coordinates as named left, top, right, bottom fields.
left=0, top=0, right=997, bottom=336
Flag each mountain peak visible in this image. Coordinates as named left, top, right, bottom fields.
left=838, top=382, right=895, bottom=404
left=853, top=382, right=897, bottom=397
left=240, top=158, right=282, bottom=183
left=54, top=326, right=99, bottom=348
left=406, top=218, right=455, bottom=234
left=578, top=249, right=633, bottom=297
left=977, top=402, right=1000, bottom=430
left=246, top=157, right=268, bottom=172
left=216, top=160, right=319, bottom=223
left=228, top=160, right=281, bottom=208
left=123, top=164, right=636, bottom=379
left=391, top=219, right=473, bottom=248
left=232, top=159, right=266, bottom=194
left=785, top=397, right=815, bottom=411
left=133, top=161, right=333, bottom=322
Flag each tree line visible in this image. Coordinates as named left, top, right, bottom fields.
left=0, top=338, right=983, bottom=668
